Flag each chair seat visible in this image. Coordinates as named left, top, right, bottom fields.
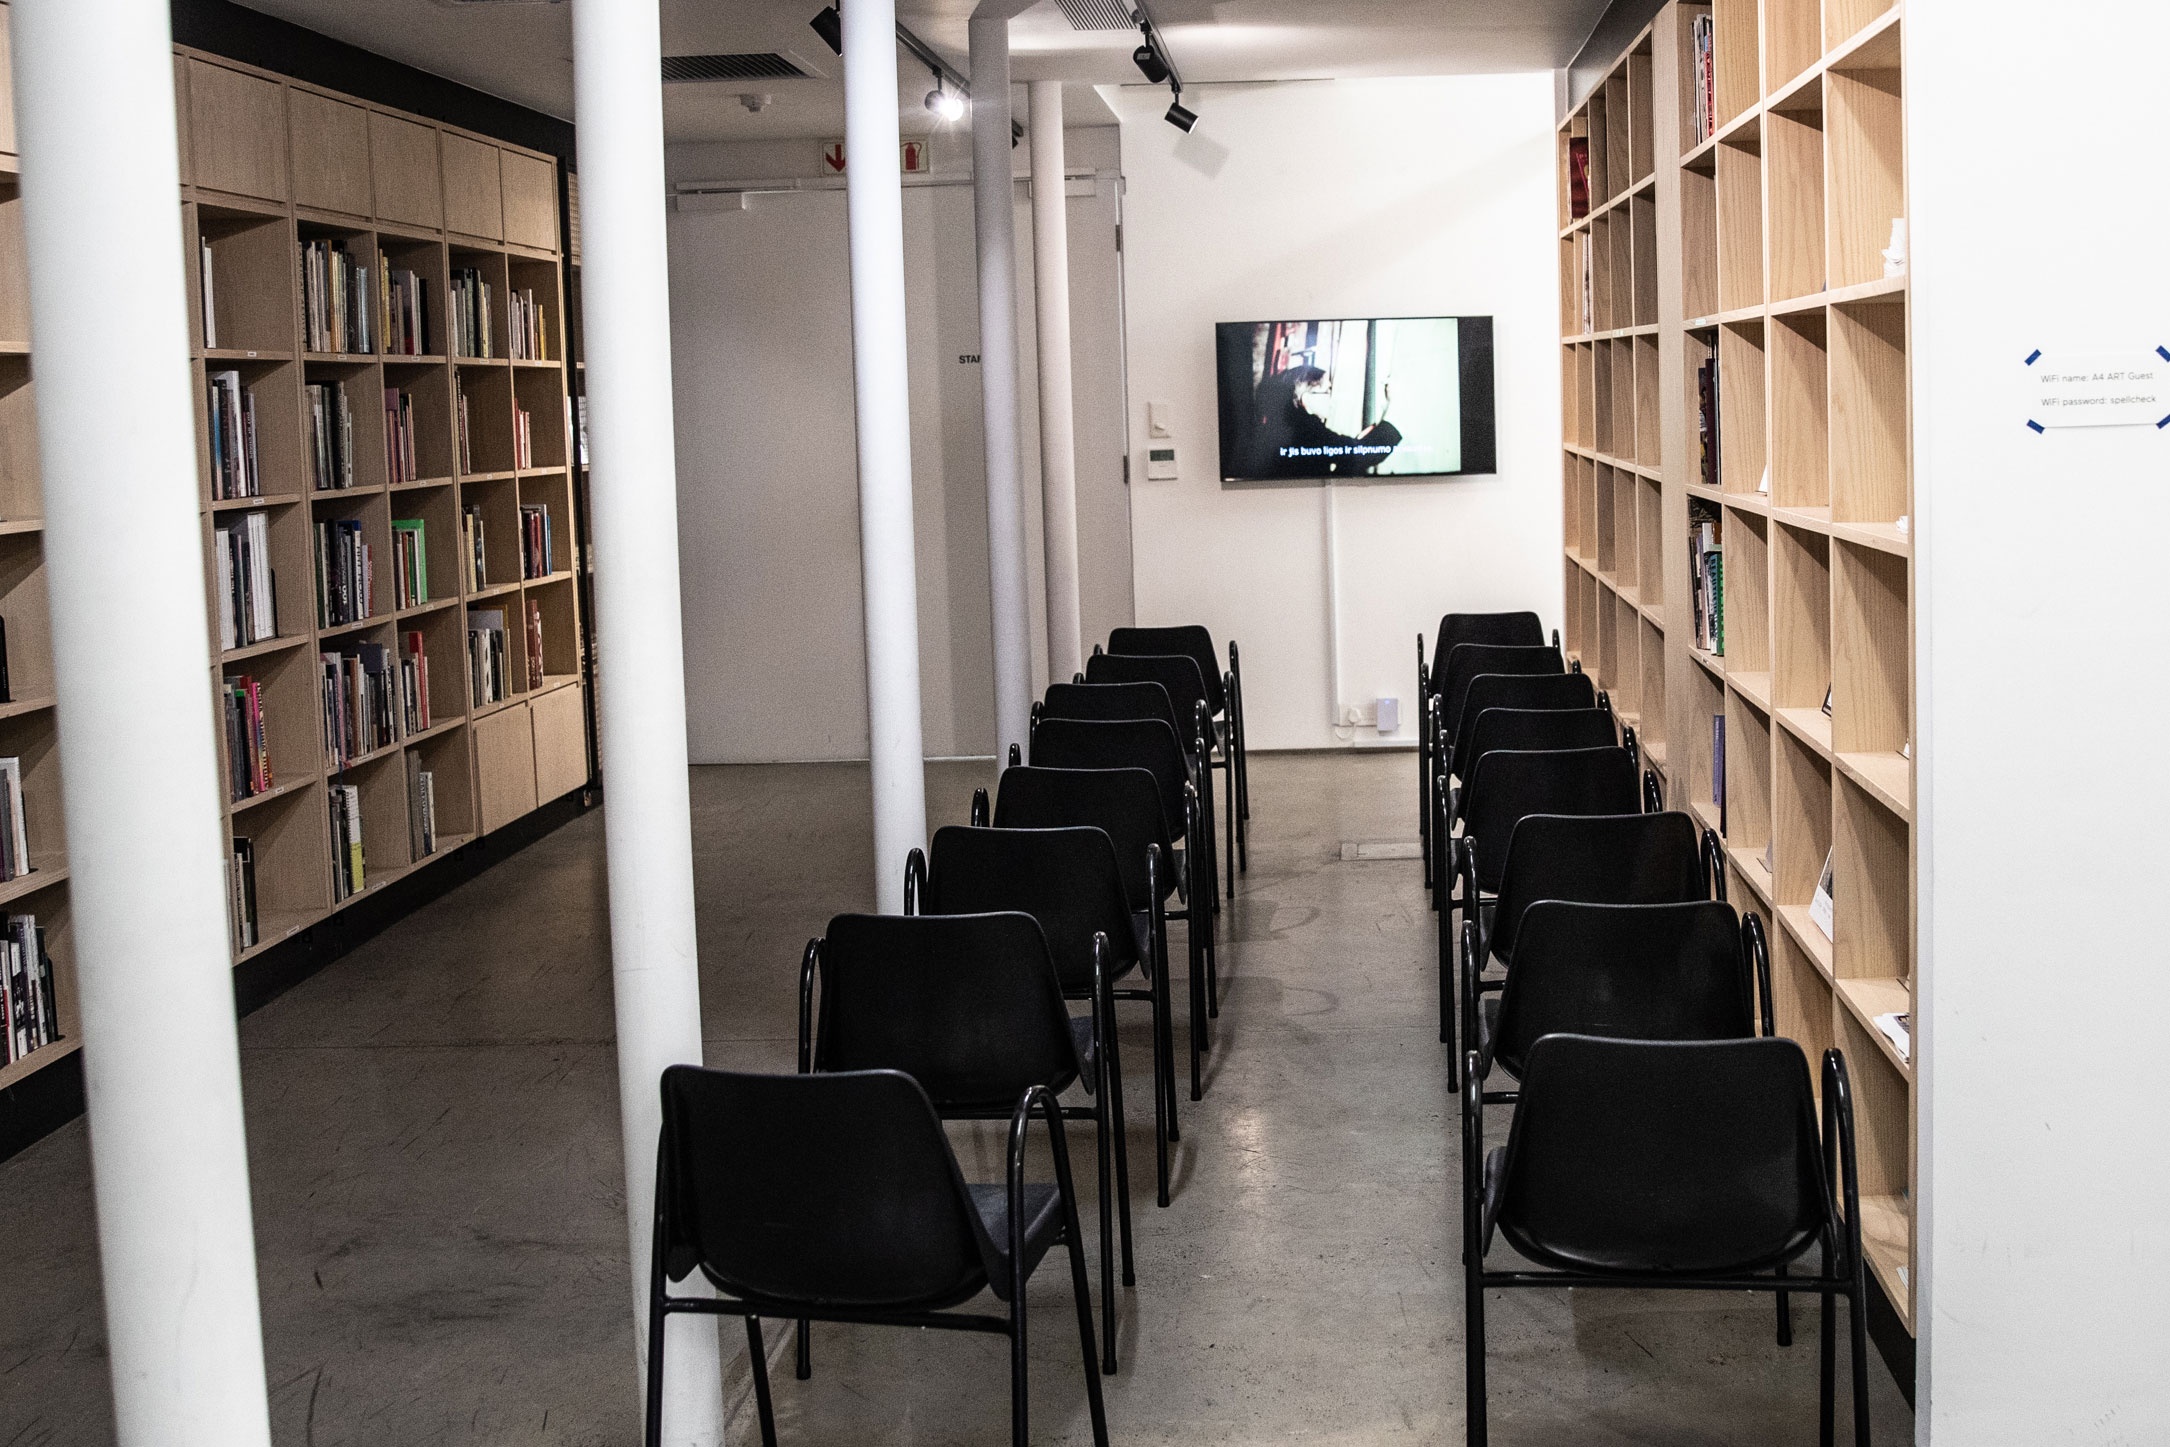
left=968, top=1182, right=1066, bottom=1300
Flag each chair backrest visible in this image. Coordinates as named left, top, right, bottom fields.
left=1109, top=624, right=1224, bottom=716
left=1489, top=811, right=1708, bottom=962
left=1029, top=716, right=1188, bottom=840
left=1041, top=680, right=1178, bottom=734
left=814, top=912, right=1079, bottom=1112
left=1453, top=707, right=1617, bottom=795
left=1449, top=671, right=1598, bottom=757
left=1430, top=610, right=1545, bottom=679
left=1084, top=652, right=1208, bottom=742
left=659, top=1065, right=993, bottom=1308
left=924, top=825, right=1137, bottom=984
left=1492, top=1035, right=1829, bottom=1276
left=1462, top=746, right=1639, bottom=893
left=993, top=765, right=1173, bottom=910
left=1489, top=900, right=1755, bottom=1080
left=1437, top=643, right=1563, bottom=745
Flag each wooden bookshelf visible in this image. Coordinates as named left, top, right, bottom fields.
left=1558, top=0, right=1915, bottom=1333
left=0, top=23, right=593, bottom=1092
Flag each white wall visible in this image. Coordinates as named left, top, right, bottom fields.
left=1912, top=0, right=2170, bottom=1438
left=1110, top=74, right=1563, bottom=751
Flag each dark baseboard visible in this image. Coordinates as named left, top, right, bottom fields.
left=171, top=0, right=574, bottom=163
left=1865, top=1265, right=1917, bottom=1407
left=0, top=789, right=593, bottom=1166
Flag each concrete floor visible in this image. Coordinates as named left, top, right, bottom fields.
left=0, top=752, right=1912, bottom=1445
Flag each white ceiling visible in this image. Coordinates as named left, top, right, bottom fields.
left=235, top=0, right=1609, bottom=144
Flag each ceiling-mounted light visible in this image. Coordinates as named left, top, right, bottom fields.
left=1132, top=41, right=1169, bottom=85
left=1165, top=97, right=1197, bottom=132
left=925, top=75, right=966, bottom=122
left=810, top=5, right=843, bottom=56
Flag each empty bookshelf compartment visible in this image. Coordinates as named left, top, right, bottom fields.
left=1832, top=540, right=1910, bottom=787
left=1596, top=586, right=1621, bottom=688
left=1826, top=0, right=1900, bottom=66
left=1723, top=686, right=1773, bottom=860
left=1764, top=0, right=1822, bottom=91
left=1772, top=724, right=1833, bottom=928
left=1826, top=43, right=1905, bottom=290
left=1833, top=774, right=1910, bottom=982
left=1563, top=560, right=1590, bottom=657
left=1611, top=469, right=1639, bottom=598
left=1680, top=155, right=1718, bottom=321
left=1577, top=344, right=1598, bottom=448
left=0, top=183, right=27, bottom=350
left=1609, top=339, right=1636, bottom=460
left=1719, top=505, right=1770, bottom=674
left=1834, top=1009, right=1913, bottom=1327
left=1637, top=476, right=1664, bottom=601
left=1771, top=521, right=1832, bottom=718
left=0, top=534, right=53, bottom=702
left=1634, top=334, right=1661, bottom=468
left=1829, top=298, right=1909, bottom=527
left=1718, top=320, right=1766, bottom=494
left=1589, top=214, right=1616, bottom=333
left=527, top=576, right=580, bottom=683
left=1765, top=81, right=1826, bottom=302
left=1591, top=343, right=1615, bottom=456
left=1711, top=0, right=1760, bottom=127
left=1594, top=466, right=1619, bottom=576
left=1603, top=70, right=1631, bottom=205
left=1772, top=927, right=1836, bottom=1068
left=1685, top=656, right=1726, bottom=832
left=1562, top=454, right=1583, bottom=555
left=1638, top=616, right=1667, bottom=759
left=1769, top=309, right=1830, bottom=509
left=1715, top=122, right=1763, bottom=311
left=1626, top=44, right=1655, bottom=184
left=1629, top=193, right=1659, bottom=328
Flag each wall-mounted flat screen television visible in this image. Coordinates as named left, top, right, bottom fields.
left=1215, top=316, right=1495, bottom=483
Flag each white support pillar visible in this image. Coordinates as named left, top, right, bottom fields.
left=970, top=17, right=1034, bottom=762
left=1028, top=81, right=1085, bottom=682
left=11, top=4, right=273, bottom=1445
left=845, top=0, right=929, bottom=908
left=569, top=2, right=725, bottom=1442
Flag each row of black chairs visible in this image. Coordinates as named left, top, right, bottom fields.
left=644, top=625, right=1248, bottom=1447
left=1419, top=610, right=1873, bottom=1445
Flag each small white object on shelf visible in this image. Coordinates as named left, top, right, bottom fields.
left=1873, top=1010, right=1911, bottom=1065
left=1882, top=218, right=1908, bottom=277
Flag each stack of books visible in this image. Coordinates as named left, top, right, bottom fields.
left=315, top=518, right=375, bottom=628
left=1567, top=135, right=1590, bottom=219
left=380, top=260, right=430, bottom=356
left=463, top=504, right=488, bottom=590
left=384, top=388, right=419, bottom=485
left=1696, top=356, right=1719, bottom=487
left=320, top=642, right=398, bottom=770
left=230, top=837, right=258, bottom=952
left=513, top=405, right=533, bottom=470
left=451, top=268, right=494, bottom=359
left=302, top=238, right=374, bottom=355
left=455, top=381, right=473, bottom=473
left=400, top=630, right=432, bottom=734
left=392, top=518, right=428, bottom=609
left=1689, top=502, right=1724, bottom=655
left=519, top=503, right=552, bottom=579
left=329, top=782, right=364, bottom=901
left=223, top=675, right=273, bottom=801
left=509, top=287, right=548, bottom=361
left=0, top=757, right=28, bottom=882
left=214, top=511, right=277, bottom=652
left=524, top=598, right=545, bottom=690
left=467, top=608, right=508, bottom=705
left=0, top=914, right=59, bottom=1065
left=1691, top=14, right=1716, bottom=146
left=207, top=370, right=261, bottom=499
left=307, top=380, right=356, bottom=491
left=405, top=753, right=438, bottom=860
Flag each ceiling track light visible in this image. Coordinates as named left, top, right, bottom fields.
left=1132, top=39, right=1169, bottom=85
left=1130, top=3, right=1194, bottom=132
left=925, top=71, right=966, bottom=122
left=1165, top=96, right=1198, bottom=132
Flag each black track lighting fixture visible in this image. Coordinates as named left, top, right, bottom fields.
left=1132, top=40, right=1170, bottom=85
left=810, top=5, right=842, bottom=56
left=1165, top=97, right=1198, bottom=132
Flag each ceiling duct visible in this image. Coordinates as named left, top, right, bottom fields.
left=1055, top=0, right=1136, bottom=29
left=661, top=54, right=812, bottom=82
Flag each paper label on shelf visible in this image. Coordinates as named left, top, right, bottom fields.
left=2027, top=350, right=2170, bottom=428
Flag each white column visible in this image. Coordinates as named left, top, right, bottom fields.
left=11, top=4, right=273, bottom=1445
left=1028, top=81, right=1085, bottom=681
left=970, top=18, right=1034, bottom=761
left=845, top=0, right=929, bottom=909
left=569, top=2, right=725, bottom=1442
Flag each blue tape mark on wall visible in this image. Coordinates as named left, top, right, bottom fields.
left=2157, top=415, right=2170, bottom=429
left=2157, top=345, right=2170, bottom=363
left=2027, top=420, right=2046, bottom=433
left=2024, top=349, right=2043, bottom=366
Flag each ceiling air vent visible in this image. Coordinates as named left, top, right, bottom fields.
left=1056, top=0, right=1136, bottom=28
left=661, top=53, right=812, bottom=83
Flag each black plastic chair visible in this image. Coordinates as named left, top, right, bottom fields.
left=647, top=1066, right=1109, bottom=1447
left=1109, top=624, right=1248, bottom=842
left=1447, top=670, right=1600, bottom=760
left=800, top=909, right=1127, bottom=1376
left=987, top=765, right=1200, bottom=1180
left=1084, top=650, right=1234, bottom=899
left=1441, top=707, right=1618, bottom=840
left=911, top=820, right=1172, bottom=1223
left=1040, top=680, right=1179, bottom=734
left=1422, top=642, right=1563, bottom=889
left=1436, top=745, right=1642, bottom=1071
left=1462, top=1036, right=1870, bottom=1447
left=1482, top=811, right=1725, bottom=974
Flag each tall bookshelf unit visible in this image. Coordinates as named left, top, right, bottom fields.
left=0, top=23, right=594, bottom=1102
left=1559, top=1, right=1916, bottom=1335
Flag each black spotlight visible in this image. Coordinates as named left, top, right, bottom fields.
left=810, top=5, right=843, bottom=55
left=1132, top=41, right=1170, bottom=85
left=1165, top=98, right=1198, bottom=132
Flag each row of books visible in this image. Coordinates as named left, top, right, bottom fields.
left=1689, top=502, right=1725, bottom=655
left=0, top=915, right=58, bottom=1065
left=381, top=260, right=431, bottom=357
left=1690, top=13, right=1717, bottom=147
left=1567, top=135, right=1590, bottom=220
left=406, top=753, right=439, bottom=861
left=223, top=674, right=273, bottom=802
left=512, top=405, right=534, bottom=470
left=230, top=836, right=258, bottom=951
left=385, top=388, right=421, bottom=485
left=315, top=518, right=376, bottom=629
left=207, top=370, right=262, bottom=500
left=302, top=238, right=375, bottom=356
left=456, top=384, right=474, bottom=474
left=0, top=758, right=29, bottom=883
left=392, top=518, right=429, bottom=609
left=215, top=511, right=278, bottom=652
left=463, top=504, right=489, bottom=590
left=308, top=380, right=357, bottom=491
left=330, top=781, right=364, bottom=901
left=1574, top=230, right=1594, bottom=335
left=1696, top=355, right=1719, bottom=488
left=508, top=287, right=549, bottom=362
left=0, top=618, right=11, bottom=704
left=321, top=644, right=399, bottom=770
left=451, top=268, right=495, bottom=359
left=468, top=608, right=510, bottom=705
left=519, top=503, right=553, bottom=580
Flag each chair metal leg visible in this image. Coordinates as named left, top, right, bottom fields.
left=1849, top=1285, right=1872, bottom=1445
left=643, top=1297, right=667, bottom=1447
left=1156, top=910, right=1180, bottom=1155
left=1093, top=1046, right=1118, bottom=1375
left=1464, top=1221, right=1488, bottom=1447
left=1820, top=1286, right=1837, bottom=1447
left=745, top=1317, right=780, bottom=1447
left=1010, top=1296, right=1030, bottom=1447
left=1189, top=913, right=1206, bottom=1102
left=1102, top=1006, right=1136, bottom=1284
left=1062, top=1194, right=1112, bottom=1447
left=1776, top=1263, right=1793, bottom=1346
left=1223, top=755, right=1237, bottom=901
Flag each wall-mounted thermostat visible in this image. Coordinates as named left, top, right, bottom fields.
left=1145, top=445, right=1179, bottom=480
